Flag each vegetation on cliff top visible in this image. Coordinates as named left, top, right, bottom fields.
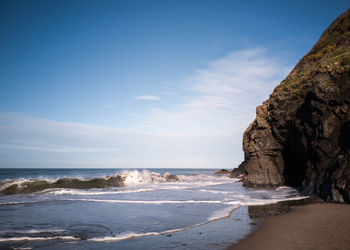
left=273, top=8, right=350, bottom=99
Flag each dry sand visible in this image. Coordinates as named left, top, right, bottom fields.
left=229, top=203, right=350, bottom=250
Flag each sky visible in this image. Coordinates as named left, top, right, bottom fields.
left=0, top=0, right=349, bottom=169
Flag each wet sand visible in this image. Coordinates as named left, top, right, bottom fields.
left=229, top=203, right=350, bottom=250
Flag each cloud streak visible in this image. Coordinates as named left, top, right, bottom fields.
left=104, top=104, right=116, bottom=109
left=133, top=95, right=160, bottom=101
left=0, top=112, right=235, bottom=168
left=132, top=47, right=291, bottom=135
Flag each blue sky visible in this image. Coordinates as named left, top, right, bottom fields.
left=0, top=0, right=349, bottom=168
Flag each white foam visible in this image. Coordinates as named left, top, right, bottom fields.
left=119, top=170, right=232, bottom=186
left=275, top=186, right=293, bottom=191
left=121, top=170, right=167, bottom=185
left=0, top=236, right=78, bottom=242
left=226, top=195, right=309, bottom=206
left=208, top=205, right=240, bottom=220
left=43, top=187, right=155, bottom=196
left=88, top=232, right=159, bottom=242
left=67, top=198, right=226, bottom=204
left=177, top=173, right=232, bottom=182
left=0, top=201, right=33, bottom=206
left=0, top=229, right=65, bottom=234
left=199, top=189, right=239, bottom=194
left=0, top=179, right=36, bottom=192
left=42, top=183, right=228, bottom=196
left=67, top=195, right=308, bottom=205
left=41, top=176, right=234, bottom=197
left=0, top=177, right=61, bottom=191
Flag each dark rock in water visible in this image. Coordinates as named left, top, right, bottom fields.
left=164, top=173, right=179, bottom=182
left=231, top=164, right=245, bottom=178
left=0, top=175, right=125, bottom=196
left=238, top=9, right=350, bottom=203
left=215, top=169, right=231, bottom=175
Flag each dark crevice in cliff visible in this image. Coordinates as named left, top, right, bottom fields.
left=281, top=128, right=308, bottom=187
left=339, top=122, right=350, bottom=152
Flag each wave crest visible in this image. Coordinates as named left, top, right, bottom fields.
left=0, top=175, right=124, bottom=196
left=0, top=170, right=182, bottom=196
left=122, top=170, right=179, bottom=185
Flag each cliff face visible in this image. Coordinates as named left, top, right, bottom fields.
left=238, top=9, right=350, bottom=203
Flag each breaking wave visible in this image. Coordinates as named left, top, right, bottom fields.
left=0, top=175, right=124, bottom=196
left=0, top=170, right=185, bottom=196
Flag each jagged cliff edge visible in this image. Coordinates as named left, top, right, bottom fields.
left=234, top=9, right=350, bottom=203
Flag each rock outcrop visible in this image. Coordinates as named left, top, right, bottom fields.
left=215, top=169, right=231, bottom=175
left=237, top=9, right=350, bottom=203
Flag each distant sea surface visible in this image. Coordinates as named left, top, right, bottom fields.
left=0, top=168, right=306, bottom=249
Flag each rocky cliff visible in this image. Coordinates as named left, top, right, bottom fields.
left=236, top=9, right=350, bottom=203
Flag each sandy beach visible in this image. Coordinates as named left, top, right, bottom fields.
left=229, top=203, right=350, bottom=250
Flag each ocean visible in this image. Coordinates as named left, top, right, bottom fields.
left=0, top=168, right=306, bottom=249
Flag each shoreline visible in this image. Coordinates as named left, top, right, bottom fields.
left=228, top=199, right=350, bottom=250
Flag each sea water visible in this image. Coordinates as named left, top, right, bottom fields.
left=0, top=168, right=306, bottom=249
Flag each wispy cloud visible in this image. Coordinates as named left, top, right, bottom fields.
left=189, top=48, right=289, bottom=99
left=133, top=95, right=160, bottom=101
left=0, top=112, right=235, bottom=168
left=104, top=104, right=116, bottom=109
left=134, top=47, right=291, bottom=134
